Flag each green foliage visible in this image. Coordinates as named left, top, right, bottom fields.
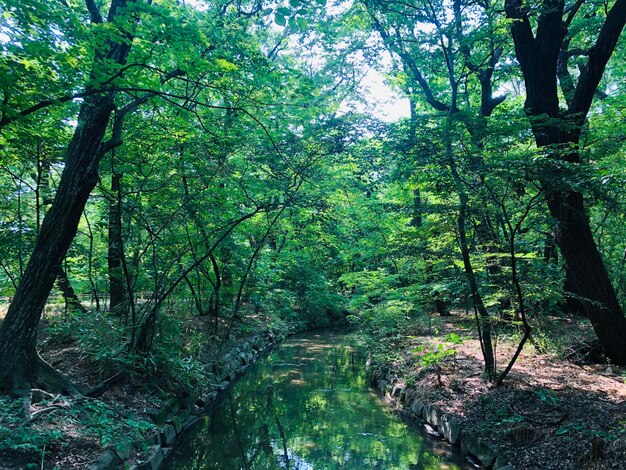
left=0, top=397, right=152, bottom=454
left=47, top=308, right=207, bottom=393
left=0, top=399, right=63, bottom=453
left=412, top=334, right=462, bottom=368
left=415, top=343, right=456, bottom=368
left=72, top=399, right=153, bottom=448
left=0, top=0, right=624, bottom=463
left=555, top=423, right=585, bottom=436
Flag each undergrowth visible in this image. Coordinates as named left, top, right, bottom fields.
left=0, top=396, right=153, bottom=454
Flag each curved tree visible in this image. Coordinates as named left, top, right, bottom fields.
left=0, top=0, right=140, bottom=394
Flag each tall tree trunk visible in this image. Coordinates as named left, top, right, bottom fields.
left=457, top=188, right=496, bottom=377
left=0, top=93, right=114, bottom=393
left=108, top=169, right=127, bottom=317
left=505, top=0, right=626, bottom=364
left=36, top=147, right=87, bottom=314
left=0, top=0, right=136, bottom=393
left=547, top=188, right=626, bottom=362
left=446, top=123, right=496, bottom=377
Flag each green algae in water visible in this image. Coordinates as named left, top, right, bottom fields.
left=166, top=332, right=468, bottom=469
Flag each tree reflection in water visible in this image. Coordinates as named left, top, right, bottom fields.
left=166, top=332, right=468, bottom=469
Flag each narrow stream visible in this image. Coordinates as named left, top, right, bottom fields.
left=165, top=331, right=470, bottom=469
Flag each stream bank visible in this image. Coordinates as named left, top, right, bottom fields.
left=88, top=323, right=310, bottom=470
left=0, top=312, right=324, bottom=470
left=364, top=315, right=626, bottom=469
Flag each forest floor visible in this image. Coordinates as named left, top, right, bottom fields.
left=375, top=313, right=626, bottom=469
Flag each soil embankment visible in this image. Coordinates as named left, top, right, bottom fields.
left=366, top=315, right=626, bottom=469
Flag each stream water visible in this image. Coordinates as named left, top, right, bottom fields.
left=165, top=331, right=470, bottom=469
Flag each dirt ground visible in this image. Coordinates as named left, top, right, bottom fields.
left=378, top=314, right=626, bottom=469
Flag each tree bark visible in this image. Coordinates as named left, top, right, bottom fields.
left=547, top=189, right=626, bottom=362
left=505, top=0, right=626, bottom=364
left=108, top=169, right=128, bottom=317
left=56, top=266, right=88, bottom=314
left=0, top=0, right=136, bottom=393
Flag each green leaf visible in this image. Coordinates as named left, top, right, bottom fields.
left=289, top=0, right=301, bottom=6
left=288, top=16, right=297, bottom=29
left=297, top=17, right=308, bottom=29
left=261, top=8, right=273, bottom=16
left=276, top=7, right=292, bottom=16
left=274, top=13, right=286, bottom=26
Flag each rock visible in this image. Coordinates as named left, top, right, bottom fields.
left=161, top=424, right=177, bottom=446
left=219, top=380, right=231, bottom=391
left=89, top=450, right=120, bottom=470
left=183, top=415, right=199, bottom=430
left=136, top=445, right=163, bottom=470
left=112, top=440, right=133, bottom=460
left=195, top=395, right=209, bottom=408
left=423, top=404, right=442, bottom=428
left=461, top=432, right=497, bottom=468
left=438, top=414, right=461, bottom=445
left=377, top=379, right=389, bottom=394
left=169, top=414, right=184, bottom=434
left=145, top=407, right=169, bottom=425
left=208, top=391, right=218, bottom=401
left=409, top=399, right=424, bottom=417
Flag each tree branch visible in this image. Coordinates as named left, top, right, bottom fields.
left=85, top=0, right=103, bottom=23
left=569, top=0, right=626, bottom=120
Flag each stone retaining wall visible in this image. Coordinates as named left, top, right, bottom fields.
left=88, top=327, right=285, bottom=470
left=367, top=361, right=515, bottom=470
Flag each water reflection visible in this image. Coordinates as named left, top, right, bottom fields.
left=166, top=332, right=469, bottom=469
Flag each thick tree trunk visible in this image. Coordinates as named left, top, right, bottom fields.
left=0, top=0, right=136, bottom=393
left=504, top=0, right=626, bottom=364
left=0, top=93, right=114, bottom=392
left=547, top=189, right=626, bottom=363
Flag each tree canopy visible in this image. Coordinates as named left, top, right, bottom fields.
left=0, top=0, right=624, bottom=407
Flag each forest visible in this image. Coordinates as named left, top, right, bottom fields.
left=0, top=0, right=625, bottom=468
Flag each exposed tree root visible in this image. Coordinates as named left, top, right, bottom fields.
left=33, top=356, right=83, bottom=397
left=2, top=355, right=83, bottom=398
left=84, top=372, right=125, bottom=398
